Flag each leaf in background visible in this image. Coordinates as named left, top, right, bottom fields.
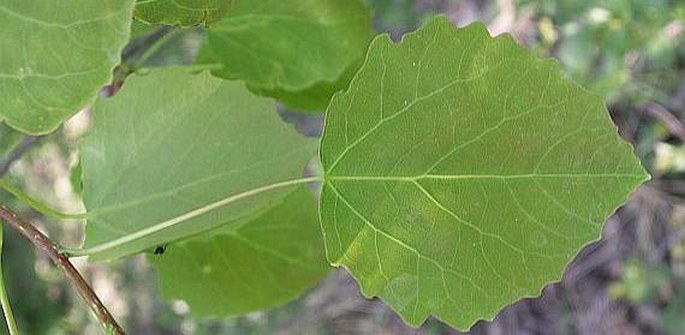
left=129, top=18, right=158, bottom=40
left=134, top=0, right=232, bottom=27
left=0, top=0, right=134, bottom=134
left=153, top=186, right=328, bottom=316
left=81, top=68, right=317, bottom=261
left=319, top=16, right=648, bottom=329
left=201, top=0, right=372, bottom=112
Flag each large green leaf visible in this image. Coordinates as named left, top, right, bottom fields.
left=0, top=0, right=134, bottom=135
left=319, top=16, right=648, bottom=329
left=202, top=0, right=372, bottom=111
left=134, top=0, right=232, bottom=27
left=80, top=68, right=317, bottom=260
left=153, top=186, right=328, bottom=316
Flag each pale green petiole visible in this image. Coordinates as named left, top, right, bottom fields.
left=0, top=179, right=87, bottom=220
left=63, top=176, right=322, bottom=258
left=0, top=226, right=20, bottom=335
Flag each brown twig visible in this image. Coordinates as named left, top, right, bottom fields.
left=0, top=135, right=43, bottom=178
left=0, top=205, right=125, bottom=335
left=642, top=102, right=685, bottom=143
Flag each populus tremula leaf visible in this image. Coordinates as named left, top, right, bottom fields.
left=80, top=68, right=317, bottom=261
left=319, top=16, right=648, bottom=330
left=0, top=0, right=134, bottom=134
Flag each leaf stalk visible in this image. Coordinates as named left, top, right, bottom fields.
left=0, top=226, right=19, bottom=335
left=64, top=176, right=322, bottom=258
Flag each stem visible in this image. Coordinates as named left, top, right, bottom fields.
left=642, top=102, right=685, bottom=142
left=110, top=26, right=176, bottom=93
left=0, top=206, right=125, bottom=335
left=0, top=267, right=18, bottom=335
left=0, top=227, right=19, bottom=335
left=0, top=179, right=87, bottom=220
left=0, top=136, right=43, bottom=178
left=64, top=176, right=322, bottom=257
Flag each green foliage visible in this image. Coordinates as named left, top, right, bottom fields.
left=0, top=2, right=652, bottom=333
left=134, top=0, right=232, bottom=27
left=200, top=0, right=373, bottom=111
left=608, top=259, right=671, bottom=303
left=80, top=69, right=317, bottom=260
left=319, top=16, right=647, bottom=329
left=154, top=187, right=328, bottom=316
left=524, top=0, right=685, bottom=102
left=0, top=0, right=135, bottom=134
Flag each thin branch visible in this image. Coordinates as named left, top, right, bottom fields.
left=0, top=136, right=43, bottom=178
left=108, top=26, right=175, bottom=96
left=0, top=205, right=125, bottom=335
left=642, top=102, right=685, bottom=143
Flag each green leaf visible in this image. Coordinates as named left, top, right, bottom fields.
left=202, top=0, right=372, bottom=111
left=153, top=186, right=328, bottom=316
left=0, top=0, right=135, bottom=135
left=134, top=0, right=232, bottom=27
left=129, top=18, right=158, bottom=40
left=319, top=16, right=648, bottom=330
left=80, top=68, right=317, bottom=261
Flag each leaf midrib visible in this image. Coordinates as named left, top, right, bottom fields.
left=327, top=173, right=646, bottom=182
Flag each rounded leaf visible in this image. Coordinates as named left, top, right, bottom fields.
left=0, top=0, right=134, bottom=134
left=319, top=16, right=648, bottom=330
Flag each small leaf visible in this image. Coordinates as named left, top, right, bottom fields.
left=0, top=0, right=135, bottom=134
left=153, top=186, right=328, bottom=316
left=81, top=68, right=317, bottom=260
left=201, top=0, right=372, bottom=111
left=134, top=0, right=232, bottom=27
left=319, top=16, right=648, bottom=329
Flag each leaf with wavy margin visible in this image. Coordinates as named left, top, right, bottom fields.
left=0, top=0, right=134, bottom=134
left=319, top=16, right=648, bottom=330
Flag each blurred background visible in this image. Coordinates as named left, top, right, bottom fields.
left=1, top=0, right=685, bottom=334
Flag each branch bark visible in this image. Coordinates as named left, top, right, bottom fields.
left=0, top=205, right=125, bottom=335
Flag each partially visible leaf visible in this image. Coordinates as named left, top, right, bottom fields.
left=196, top=45, right=361, bottom=112
left=249, top=57, right=363, bottom=112
left=0, top=0, right=134, bottom=134
left=202, top=0, right=372, bottom=111
left=70, top=160, right=82, bottom=196
left=154, top=186, right=328, bottom=316
left=319, top=16, right=648, bottom=329
left=81, top=68, right=317, bottom=260
left=129, top=18, right=158, bottom=40
left=134, top=0, right=232, bottom=27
